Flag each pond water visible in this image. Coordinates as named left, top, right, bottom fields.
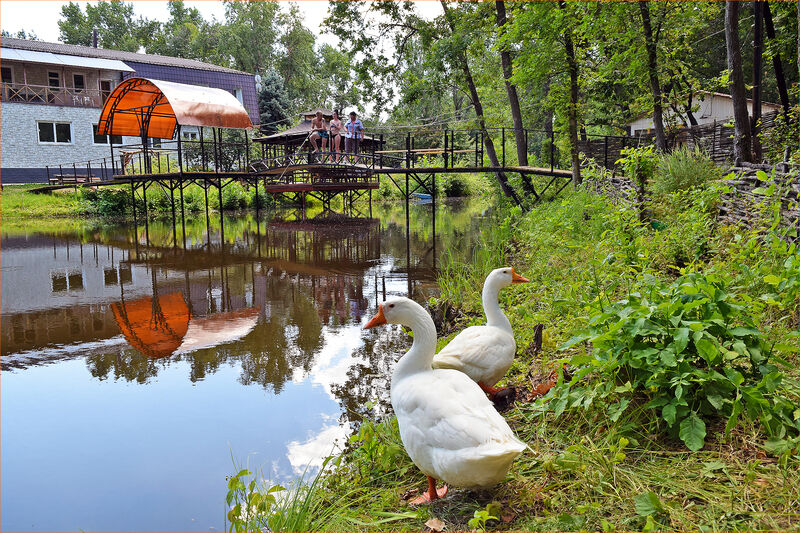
left=1, top=200, right=491, bottom=532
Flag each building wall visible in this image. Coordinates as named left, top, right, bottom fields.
left=629, top=95, right=781, bottom=135
left=2, top=62, right=124, bottom=94
left=0, top=102, right=138, bottom=183
left=122, top=62, right=259, bottom=124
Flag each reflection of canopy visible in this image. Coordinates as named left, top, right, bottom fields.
left=175, top=307, right=260, bottom=354
left=97, top=77, right=253, bottom=139
left=111, top=292, right=190, bottom=359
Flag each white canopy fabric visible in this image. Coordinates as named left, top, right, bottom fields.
left=0, top=47, right=134, bottom=72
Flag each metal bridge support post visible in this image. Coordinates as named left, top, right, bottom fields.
left=179, top=181, right=186, bottom=247
left=200, top=127, right=206, bottom=170
left=550, top=128, right=555, bottom=172
left=218, top=178, right=224, bottom=239
left=379, top=134, right=384, bottom=168
left=475, top=133, right=479, bottom=167
left=130, top=180, right=138, bottom=232
left=604, top=136, right=609, bottom=169
left=204, top=179, right=211, bottom=240
left=169, top=179, right=177, bottom=246
left=444, top=130, right=448, bottom=169
left=177, top=125, right=183, bottom=173
left=406, top=135, right=411, bottom=169
left=502, top=127, right=506, bottom=167
left=405, top=173, right=411, bottom=298
left=142, top=182, right=150, bottom=245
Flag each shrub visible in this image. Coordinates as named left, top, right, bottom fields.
left=441, top=175, right=469, bottom=197
left=653, top=146, right=721, bottom=194
left=555, top=272, right=798, bottom=453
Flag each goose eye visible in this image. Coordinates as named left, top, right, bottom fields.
left=388, top=304, right=395, bottom=309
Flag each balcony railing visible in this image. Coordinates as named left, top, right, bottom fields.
left=0, top=83, right=106, bottom=108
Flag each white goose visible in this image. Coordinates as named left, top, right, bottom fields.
left=432, top=267, right=529, bottom=399
left=364, top=297, right=526, bottom=504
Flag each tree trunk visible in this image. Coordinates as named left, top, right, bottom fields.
left=725, top=0, right=752, bottom=164
left=560, top=1, right=581, bottom=187
left=495, top=0, right=528, bottom=167
left=763, top=1, right=790, bottom=120
left=752, top=0, right=763, bottom=161
left=639, top=0, right=668, bottom=152
left=441, top=0, right=521, bottom=204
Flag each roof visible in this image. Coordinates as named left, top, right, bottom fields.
left=1, top=47, right=134, bottom=71
left=97, top=77, right=253, bottom=139
left=299, top=108, right=335, bottom=119
left=696, top=90, right=781, bottom=108
left=1, top=36, right=249, bottom=75
left=111, top=292, right=190, bottom=359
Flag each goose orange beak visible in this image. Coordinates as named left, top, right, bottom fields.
left=364, top=304, right=387, bottom=329
left=511, top=268, right=530, bottom=283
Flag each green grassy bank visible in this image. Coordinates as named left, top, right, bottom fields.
left=225, top=167, right=798, bottom=532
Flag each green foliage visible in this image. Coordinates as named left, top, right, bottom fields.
left=441, top=175, right=470, bottom=197
left=617, top=145, right=658, bottom=186
left=258, top=70, right=291, bottom=134
left=468, top=504, right=499, bottom=532
left=346, top=418, right=413, bottom=482
left=81, top=188, right=131, bottom=217
left=557, top=272, right=799, bottom=451
left=653, top=147, right=721, bottom=195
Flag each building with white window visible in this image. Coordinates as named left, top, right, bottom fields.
left=1, top=37, right=257, bottom=183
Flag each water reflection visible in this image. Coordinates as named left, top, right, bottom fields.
left=0, top=200, right=493, bottom=532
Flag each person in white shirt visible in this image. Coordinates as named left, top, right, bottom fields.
left=344, top=111, right=364, bottom=158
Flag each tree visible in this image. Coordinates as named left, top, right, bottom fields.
left=1, top=29, right=39, bottom=40
left=638, top=0, right=668, bottom=152
left=277, top=5, right=319, bottom=112
left=220, top=0, right=282, bottom=74
left=440, top=1, right=520, bottom=203
left=58, top=0, right=145, bottom=51
left=725, top=0, right=752, bottom=163
left=145, top=0, right=205, bottom=58
left=495, top=1, right=528, bottom=167
left=258, top=70, right=291, bottom=134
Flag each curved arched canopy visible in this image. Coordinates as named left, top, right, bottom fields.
left=97, top=77, right=253, bottom=139
left=111, top=292, right=190, bottom=359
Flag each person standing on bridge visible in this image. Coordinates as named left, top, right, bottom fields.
left=330, top=110, right=343, bottom=163
left=345, top=111, right=364, bottom=162
left=309, top=110, right=328, bottom=159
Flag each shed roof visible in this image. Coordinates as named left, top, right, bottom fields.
left=0, top=47, right=134, bottom=71
left=97, top=77, right=253, bottom=139
left=1, top=36, right=249, bottom=75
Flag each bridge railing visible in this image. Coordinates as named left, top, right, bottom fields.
left=44, top=126, right=652, bottom=185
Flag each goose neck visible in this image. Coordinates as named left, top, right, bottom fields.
left=482, top=279, right=512, bottom=333
left=393, top=306, right=438, bottom=378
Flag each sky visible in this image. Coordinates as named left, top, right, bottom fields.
left=0, top=1, right=442, bottom=48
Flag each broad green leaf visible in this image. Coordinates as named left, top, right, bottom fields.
left=662, top=403, right=676, bottom=426
left=608, top=399, right=630, bottom=422
left=696, top=338, right=718, bottom=364
left=660, top=349, right=677, bottom=367
left=763, top=274, right=781, bottom=285
left=730, top=327, right=759, bottom=337
left=673, top=327, right=690, bottom=353
left=725, top=399, right=743, bottom=437
left=679, top=412, right=707, bottom=451
left=706, top=393, right=724, bottom=410
left=634, top=491, right=665, bottom=517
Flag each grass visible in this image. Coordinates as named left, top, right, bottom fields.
left=1, top=184, right=88, bottom=218
left=227, top=172, right=798, bottom=531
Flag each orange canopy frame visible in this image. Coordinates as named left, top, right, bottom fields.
left=112, top=291, right=190, bottom=359
left=97, top=77, right=253, bottom=140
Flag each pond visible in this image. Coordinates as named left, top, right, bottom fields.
left=0, top=199, right=492, bottom=532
